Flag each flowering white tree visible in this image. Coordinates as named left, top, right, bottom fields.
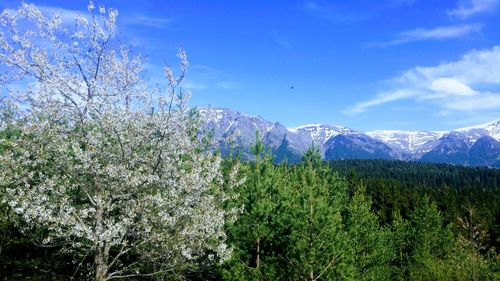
left=0, top=2, right=239, bottom=280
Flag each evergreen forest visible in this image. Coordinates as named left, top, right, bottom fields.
left=1, top=133, right=499, bottom=280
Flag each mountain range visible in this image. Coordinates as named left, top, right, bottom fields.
left=199, top=108, right=500, bottom=168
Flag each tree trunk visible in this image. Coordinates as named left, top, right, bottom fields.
left=95, top=249, right=108, bottom=281
left=256, top=237, right=260, bottom=268
left=95, top=199, right=109, bottom=281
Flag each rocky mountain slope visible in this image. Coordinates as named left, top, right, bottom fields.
left=199, top=107, right=500, bottom=167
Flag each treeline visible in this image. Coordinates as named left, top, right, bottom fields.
left=330, top=159, right=500, bottom=251
left=330, top=159, right=500, bottom=190
left=2, top=140, right=499, bottom=280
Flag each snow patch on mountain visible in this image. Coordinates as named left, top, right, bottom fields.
left=198, top=107, right=499, bottom=166
left=366, top=130, right=446, bottom=154
left=290, top=124, right=358, bottom=145
left=457, top=119, right=500, bottom=141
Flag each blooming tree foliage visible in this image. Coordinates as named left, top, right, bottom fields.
left=0, top=2, right=239, bottom=280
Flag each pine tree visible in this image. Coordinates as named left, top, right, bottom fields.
left=222, top=133, right=286, bottom=280
left=390, top=211, right=412, bottom=280
left=346, top=183, right=393, bottom=280
left=408, top=197, right=454, bottom=280
left=284, top=148, right=352, bottom=280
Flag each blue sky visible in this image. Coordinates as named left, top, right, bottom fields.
left=1, top=0, right=500, bottom=131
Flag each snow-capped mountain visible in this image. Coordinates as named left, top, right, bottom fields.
left=198, top=108, right=311, bottom=162
left=420, top=130, right=500, bottom=167
left=290, top=124, right=359, bottom=156
left=198, top=107, right=499, bottom=167
left=198, top=108, right=275, bottom=141
left=324, top=133, right=393, bottom=160
left=367, top=119, right=500, bottom=163
left=456, top=119, right=500, bottom=143
left=414, top=120, right=500, bottom=167
left=468, top=136, right=500, bottom=167
left=420, top=131, right=471, bottom=164
left=290, top=124, right=358, bottom=145
left=366, top=130, right=446, bottom=157
left=198, top=107, right=386, bottom=162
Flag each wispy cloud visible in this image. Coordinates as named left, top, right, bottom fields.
left=142, top=63, right=240, bottom=92
left=182, top=81, right=208, bottom=91
left=3, top=5, right=84, bottom=24
left=215, top=81, right=240, bottom=90
left=270, top=30, right=292, bottom=49
left=390, top=0, right=418, bottom=6
left=343, top=46, right=500, bottom=115
left=302, top=1, right=367, bottom=24
left=5, top=4, right=174, bottom=29
left=367, top=23, right=483, bottom=47
left=37, top=6, right=82, bottom=23
left=344, top=90, right=415, bottom=115
left=448, top=0, right=498, bottom=18
left=122, top=15, right=174, bottom=29
left=273, top=37, right=292, bottom=49
left=180, top=65, right=240, bottom=92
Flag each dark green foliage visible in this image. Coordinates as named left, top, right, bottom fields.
left=330, top=159, right=500, bottom=251
left=390, top=199, right=495, bottom=281
left=329, top=159, right=500, bottom=190
left=272, top=137, right=303, bottom=164
left=1, top=130, right=499, bottom=280
left=219, top=156, right=499, bottom=280
left=405, top=198, right=455, bottom=280
left=282, top=150, right=352, bottom=280
left=221, top=148, right=396, bottom=280
left=221, top=136, right=287, bottom=280
left=345, top=185, right=394, bottom=280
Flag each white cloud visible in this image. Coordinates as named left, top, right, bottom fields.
left=367, top=23, right=483, bottom=47
left=429, top=78, right=476, bottom=96
left=398, top=46, right=500, bottom=85
left=448, top=0, right=498, bottom=18
left=3, top=5, right=84, bottom=24
left=343, top=90, right=415, bottom=115
left=121, top=15, right=174, bottom=29
left=179, top=65, right=239, bottom=91
left=445, top=93, right=500, bottom=110
left=302, top=1, right=367, bottom=24
left=5, top=4, right=173, bottom=29
left=215, top=81, right=239, bottom=90
left=344, top=46, right=500, bottom=115
left=182, top=80, right=208, bottom=91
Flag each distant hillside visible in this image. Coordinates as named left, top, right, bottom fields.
left=199, top=107, right=500, bottom=168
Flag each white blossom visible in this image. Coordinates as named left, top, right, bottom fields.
left=0, top=2, right=240, bottom=280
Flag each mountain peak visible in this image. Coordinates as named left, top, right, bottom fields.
left=198, top=107, right=499, bottom=167
left=457, top=118, right=500, bottom=131
left=289, top=124, right=359, bottom=146
left=366, top=130, right=446, bottom=154
left=456, top=119, right=500, bottom=140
